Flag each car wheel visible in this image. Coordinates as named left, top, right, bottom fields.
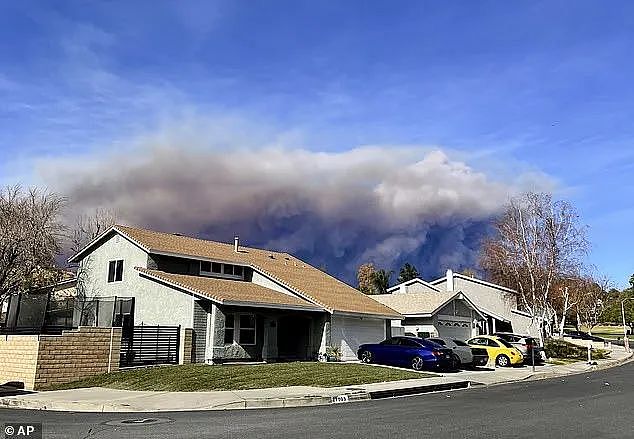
left=360, top=350, right=373, bottom=364
left=451, top=354, right=461, bottom=370
left=411, top=356, right=425, bottom=371
left=496, top=354, right=510, bottom=367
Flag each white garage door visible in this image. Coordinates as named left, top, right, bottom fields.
left=436, top=320, right=472, bottom=341
left=331, top=315, right=386, bottom=361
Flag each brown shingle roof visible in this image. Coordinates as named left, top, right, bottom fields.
left=136, top=267, right=322, bottom=310
left=372, top=292, right=460, bottom=315
left=113, top=225, right=400, bottom=318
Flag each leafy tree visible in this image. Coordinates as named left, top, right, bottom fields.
left=629, top=274, right=634, bottom=290
left=357, top=263, right=376, bottom=295
left=373, top=269, right=393, bottom=295
left=398, top=263, right=419, bottom=283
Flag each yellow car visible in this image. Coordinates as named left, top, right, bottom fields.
left=467, top=335, right=523, bottom=367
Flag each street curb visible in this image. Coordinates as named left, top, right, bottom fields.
left=1, top=353, right=630, bottom=412
left=0, top=390, right=372, bottom=413
left=368, top=381, right=471, bottom=399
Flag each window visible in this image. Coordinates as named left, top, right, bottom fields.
left=233, top=265, right=243, bottom=277
left=400, top=338, right=422, bottom=348
left=108, top=260, right=124, bottom=282
left=471, top=338, right=486, bottom=346
left=224, top=314, right=234, bottom=344
left=200, top=261, right=211, bottom=272
left=212, top=262, right=222, bottom=273
left=224, top=313, right=256, bottom=345
left=223, top=264, right=234, bottom=275
left=239, top=314, right=256, bottom=345
left=497, top=339, right=514, bottom=348
left=453, top=339, right=468, bottom=347
left=429, top=338, right=446, bottom=346
left=417, top=331, right=431, bottom=339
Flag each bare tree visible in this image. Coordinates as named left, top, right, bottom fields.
left=69, top=208, right=117, bottom=256
left=576, top=273, right=612, bottom=335
left=69, top=209, right=117, bottom=324
left=0, top=186, right=66, bottom=302
left=481, top=192, right=589, bottom=342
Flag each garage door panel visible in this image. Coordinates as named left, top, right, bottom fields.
left=437, top=320, right=471, bottom=341
left=331, top=316, right=385, bottom=361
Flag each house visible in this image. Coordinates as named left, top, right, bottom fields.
left=373, top=281, right=486, bottom=340
left=68, top=225, right=401, bottom=362
left=430, top=270, right=535, bottom=335
left=378, top=270, right=536, bottom=340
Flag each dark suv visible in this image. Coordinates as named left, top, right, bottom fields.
left=494, top=332, right=546, bottom=364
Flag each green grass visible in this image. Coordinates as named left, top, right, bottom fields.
left=545, top=339, right=610, bottom=361
left=47, top=362, right=432, bottom=392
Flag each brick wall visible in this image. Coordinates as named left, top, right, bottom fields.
left=0, top=327, right=122, bottom=390
left=34, top=327, right=122, bottom=389
left=179, top=328, right=194, bottom=364
left=0, top=335, right=39, bottom=389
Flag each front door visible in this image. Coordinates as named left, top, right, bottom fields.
left=277, top=315, right=311, bottom=360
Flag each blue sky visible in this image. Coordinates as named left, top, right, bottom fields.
left=1, top=1, right=633, bottom=286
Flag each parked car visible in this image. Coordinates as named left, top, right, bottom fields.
left=467, top=335, right=523, bottom=367
left=358, top=336, right=455, bottom=371
left=494, top=332, right=546, bottom=364
left=564, top=330, right=605, bottom=342
left=426, top=337, right=488, bottom=368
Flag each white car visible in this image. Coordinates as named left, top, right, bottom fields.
left=427, top=337, right=488, bottom=367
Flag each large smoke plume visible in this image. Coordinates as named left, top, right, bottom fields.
left=41, top=137, right=530, bottom=284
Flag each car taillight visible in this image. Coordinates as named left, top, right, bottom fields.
left=432, top=350, right=441, bottom=357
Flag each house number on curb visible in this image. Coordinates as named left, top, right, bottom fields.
left=331, top=395, right=350, bottom=404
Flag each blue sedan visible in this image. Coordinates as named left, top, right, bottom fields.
left=357, top=336, right=456, bottom=371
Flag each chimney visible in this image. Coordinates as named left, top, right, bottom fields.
left=234, top=235, right=239, bottom=253
left=446, top=269, right=454, bottom=292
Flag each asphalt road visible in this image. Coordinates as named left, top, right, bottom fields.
left=1, top=361, right=632, bottom=439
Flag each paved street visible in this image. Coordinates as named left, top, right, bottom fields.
left=0, top=361, right=632, bottom=439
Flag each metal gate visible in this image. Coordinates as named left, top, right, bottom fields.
left=120, top=325, right=180, bottom=367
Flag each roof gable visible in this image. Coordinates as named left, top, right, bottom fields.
left=386, top=278, right=441, bottom=293
left=431, top=272, right=518, bottom=295
left=373, top=291, right=484, bottom=318
left=73, top=225, right=401, bottom=318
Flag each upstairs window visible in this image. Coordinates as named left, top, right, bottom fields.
left=212, top=262, right=222, bottom=273
left=200, top=261, right=212, bottom=273
left=108, top=260, right=124, bottom=283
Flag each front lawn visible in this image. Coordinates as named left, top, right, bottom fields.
left=48, top=362, right=432, bottom=392
left=545, top=339, right=610, bottom=362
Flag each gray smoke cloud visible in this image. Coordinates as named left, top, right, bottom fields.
left=40, top=135, right=539, bottom=284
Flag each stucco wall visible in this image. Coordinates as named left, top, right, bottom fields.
left=0, top=335, right=39, bottom=389
left=78, top=234, right=194, bottom=328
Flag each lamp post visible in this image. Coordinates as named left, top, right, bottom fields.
left=621, top=298, right=633, bottom=353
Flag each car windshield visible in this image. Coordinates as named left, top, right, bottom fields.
left=498, top=339, right=514, bottom=348
left=452, top=339, right=468, bottom=346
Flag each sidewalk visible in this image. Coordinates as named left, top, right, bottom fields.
left=1, top=347, right=631, bottom=413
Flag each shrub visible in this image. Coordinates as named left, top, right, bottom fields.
left=545, top=339, right=609, bottom=360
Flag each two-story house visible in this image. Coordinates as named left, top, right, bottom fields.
left=68, top=225, right=401, bottom=362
